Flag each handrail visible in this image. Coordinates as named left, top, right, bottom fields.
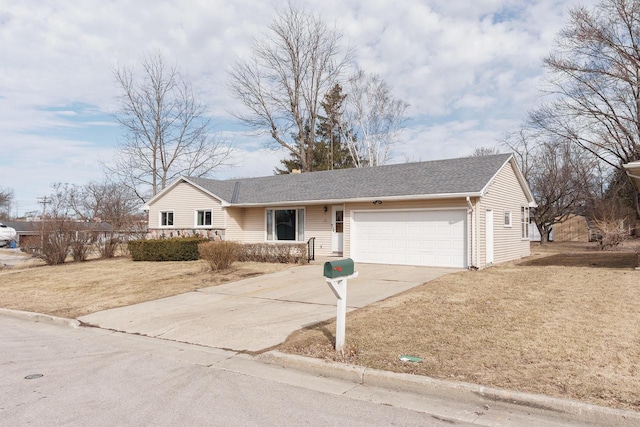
left=307, top=237, right=315, bottom=261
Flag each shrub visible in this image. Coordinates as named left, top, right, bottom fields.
left=198, top=241, right=241, bottom=271
left=593, top=218, right=629, bottom=251
left=40, top=231, right=71, bottom=265
left=128, top=237, right=207, bottom=261
left=100, top=235, right=120, bottom=259
left=36, top=220, right=74, bottom=265
left=237, top=243, right=308, bottom=264
left=70, top=231, right=94, bottom=262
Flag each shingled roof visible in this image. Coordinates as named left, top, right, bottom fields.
left=179, top=153, right=515, bottom=206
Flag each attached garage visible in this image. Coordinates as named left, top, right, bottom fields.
left=350, top=209, right=467, bottom=268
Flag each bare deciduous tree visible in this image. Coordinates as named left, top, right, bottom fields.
left=228, top=4, right=350, bottom=172
left=40, top=182, right=144, bottom=261
left=534, top=0, right=640, bottom=215
left=63, top=181, right=142, bottom=229
left=504, top=128, right=604, bottom=243
left=340, top=70, right=409, bottom=167
left=0, top=187, right=13, bottom=219
left=110, top=52, right=233, bottom=201
left=469, top=146, right=501, bottom=157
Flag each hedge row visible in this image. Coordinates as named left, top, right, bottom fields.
left=128, top=237, right=207, bottom=261
left=237, top=243, right=308, bottom=264
left=129, top=238, right=309, bottom=264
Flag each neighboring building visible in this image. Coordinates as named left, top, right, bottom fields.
left=2, top=221, right=113, bottom=249
left=553, top=214, right=594, bottom=242
left=143, top=154, right=536, bottom=269
left=2, top=221, right=42, bottom=248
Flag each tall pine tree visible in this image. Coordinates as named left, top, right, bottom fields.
left=275, top=83, right=356, bottom=174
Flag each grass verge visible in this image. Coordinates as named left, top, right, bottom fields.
left=279, top=242, right=640, bottom=411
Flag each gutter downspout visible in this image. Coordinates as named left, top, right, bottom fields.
left=466, top=196, right=476, bottom=269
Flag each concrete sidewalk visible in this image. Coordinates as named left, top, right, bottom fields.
left=79, top=263, right=456, bottom=351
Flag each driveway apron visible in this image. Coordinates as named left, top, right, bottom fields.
left=79, top=264, right=457, bottom=352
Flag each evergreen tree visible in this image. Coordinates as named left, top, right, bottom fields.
left=275, top=83, right=356, bottom=174
left=317, top=83, right=355, bottom=170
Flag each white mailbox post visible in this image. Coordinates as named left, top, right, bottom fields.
left=323, top=259, right=358, bottom=351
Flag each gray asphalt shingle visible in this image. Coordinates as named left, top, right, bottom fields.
left=187, top=153, right=512, bottom=205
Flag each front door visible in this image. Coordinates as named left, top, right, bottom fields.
left=332, top=206, right=344, bottom=253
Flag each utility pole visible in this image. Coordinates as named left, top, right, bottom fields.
left=37, top=196, right=50, bottom=219
left=36, top=196, right=51, bottom=250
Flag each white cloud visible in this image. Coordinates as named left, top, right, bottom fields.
left=0, top=0, right=600, bottom=216
left=217, top=147, right=287, bottom=180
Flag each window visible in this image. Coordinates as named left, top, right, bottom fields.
left=521, top=206, right=529, bottom=239
left=160, top=211, right=174, bottom=227
left=195, top=209, right=212, bottom=227
left=504, top=211, right=512, bottom=227
left=266, top=208, right=305, bottom=241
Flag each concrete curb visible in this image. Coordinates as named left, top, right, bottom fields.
left=0, top=308, right=80, bottom=328
left=257, top=350, right=640, bottom=427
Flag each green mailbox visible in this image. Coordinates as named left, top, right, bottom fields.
left=323, top=258, right=355, bottom=279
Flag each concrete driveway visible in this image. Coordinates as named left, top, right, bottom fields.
left=79, top=263, right=457, bottom=352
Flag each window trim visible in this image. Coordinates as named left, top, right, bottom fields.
left=521, top=206, right=530, bottom=239
left=265, top=207, right=306, bottom=242
left=194, top=209, right=213, bottom=227
left=159, top=211, right=174, bottom=228
left=504, top=210, right=512, bottom=228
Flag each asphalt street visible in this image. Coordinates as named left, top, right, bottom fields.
left=2, top=315, right=613, bottom=426
left=0, top=316, right=472, bottom=427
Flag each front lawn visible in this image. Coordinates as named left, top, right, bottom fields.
left=279, top=242, right=640, bottom=411
left=0, top=258, right=290, bottom=318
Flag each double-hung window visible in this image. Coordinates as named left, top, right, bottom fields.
left=504, top=211, right=512, bottom=227
left=266, top=208, right=305, bottom=241
left=195, top=209, right=212, bottom=227
left=160, top=211, right=174, bottom=227
left=521, top=206, right=529, bottom=239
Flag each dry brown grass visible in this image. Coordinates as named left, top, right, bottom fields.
left=280, top=242, right=640, bottom=411
left=0, top=258, right=289, bottom=318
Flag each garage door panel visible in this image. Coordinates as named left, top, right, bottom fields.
left=352, top=210, right=466, bottom=268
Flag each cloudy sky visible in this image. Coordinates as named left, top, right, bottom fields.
left=0, top=0, right=594, bottom=216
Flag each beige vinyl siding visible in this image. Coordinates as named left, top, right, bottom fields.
left=238, top=207, right=266, bottom=243
left=223, top=207, right=264, bottom=242
left=148, top=181, right=224, bottom=229
left=304, top=205, right=333, bottom=257
left=477, top=162, right=530, bottom=268
left=344, top=199, right=470, bottom=260
left=224, top=208, right=244, bottom=241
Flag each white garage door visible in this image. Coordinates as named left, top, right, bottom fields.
left=351, top=210, right=467, bottom=268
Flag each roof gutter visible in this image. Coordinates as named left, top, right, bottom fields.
left=623, top=162, right=640, bottom=191
left=229, top=192, right=483, bottom=208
